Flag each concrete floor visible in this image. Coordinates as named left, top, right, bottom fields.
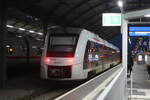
left=128, top=64, right=150, bottom=100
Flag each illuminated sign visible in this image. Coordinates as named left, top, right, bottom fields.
left=102, top=13, right=121, bottom=26
left=138, top=55, right=142, bottom=61
left=129, top=26, right=150, bottom=36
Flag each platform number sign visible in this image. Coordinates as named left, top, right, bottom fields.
left=102, top=13, right=121, bottom=26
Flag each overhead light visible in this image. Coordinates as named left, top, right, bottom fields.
left=6, top=45, right=10, bottom=48
left=36, top=38, right=41, bottom=40
left=6, top=25, right=14, bottom=28
left=32, top=46, right=37, bottom=49
left=35, top=18, right=38, bottom=21
left=49, top=26, right=58, bottom=29
left=144, top=14, right=150, bottom=17
left=18, top=28, right=25, bottom=31
left=118, top=1, right=123, bottom=8
left=29, top=30, right=35, bottom=33
left=18, top=35, right=22, bottom=38
left=37, top=32, right=43, bottom=35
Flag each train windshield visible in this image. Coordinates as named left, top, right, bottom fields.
left=47, top=34, right=78, bottom=57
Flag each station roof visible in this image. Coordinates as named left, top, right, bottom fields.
left=6, top=0, right=150, bottom=41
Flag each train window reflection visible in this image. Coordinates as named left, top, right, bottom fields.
left=48, top=35, right=78, bottom=52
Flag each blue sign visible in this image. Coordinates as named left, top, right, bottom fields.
left=129, top=26, right=150, bottom=36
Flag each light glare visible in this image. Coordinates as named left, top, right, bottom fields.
left=6, top=45, right=10, bottom=48
left=118, top=1, right=123, bottom=7
left=37, top=32, right=43, bottom=35
left=144, top=14, right=150, bottom=17
left=69, top=59, right=73, bottom=63
left=18, top=28, right=25, bottom=31
left=6, top=24, right=44, bottom=35
left=6, top=25, right=14, bottom=28
left=45, top=57, right=51, bottom=64
left=29, top=30, right=35, bottom=33
left=18, top=35, right=22, bottom=38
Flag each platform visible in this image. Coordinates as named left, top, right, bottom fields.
left=128, top=64, right=150, bottom=100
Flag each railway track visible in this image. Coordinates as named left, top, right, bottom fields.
left=2, top=62, right=82, bottom=100
left=21, top=86, right=73, bottom=100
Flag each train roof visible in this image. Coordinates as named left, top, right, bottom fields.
left=49, top=27, right=82, bottom=35
left=48, top=27, right=120, bottom=51
left=82, top=29, right=120, bottom=51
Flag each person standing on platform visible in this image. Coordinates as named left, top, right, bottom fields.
left=127, top=53, right=134, bottom=77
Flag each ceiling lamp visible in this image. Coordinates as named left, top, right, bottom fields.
left=6, top=25, right=14, bottom=28
left=37, top=32, right=43, bottom=35
left=18, top=28, right=25, bottom=31
left=118, top=1, right=123, bottom=8
left=29, top=30, right=35, bottom=33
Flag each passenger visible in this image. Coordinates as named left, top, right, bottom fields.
left=127, top=53, right=134, bottom=77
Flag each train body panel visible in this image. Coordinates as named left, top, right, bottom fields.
left=41, top=27, right=120, bottom=80
left=72, top=30, right=89, bottom=79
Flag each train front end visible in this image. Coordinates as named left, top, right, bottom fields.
left=41, top=34, right=79, bottom=80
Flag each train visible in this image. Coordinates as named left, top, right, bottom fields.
left=6, top=35, right=42, bottom=65
left=41, top=27, right=121, bottom=80
left=5, top=35, right=43, bottom=78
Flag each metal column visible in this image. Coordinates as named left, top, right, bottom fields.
left=122, top=16, right=128, bottom=73
left=43, top=19, right=48, bottom=39
left=0, top=0, right=7, bottom=89
left=122, top=14, right=128, bottom=100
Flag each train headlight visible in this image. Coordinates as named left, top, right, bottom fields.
left=45, top=57, right=51, bottom=64
left=68, top=58, right=73, bottom=63
left=66, top=58, right=74, bottom=65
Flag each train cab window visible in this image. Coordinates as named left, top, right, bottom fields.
left=50, top=37, right=76, bottom=46
left=47, top=34, right=78, bottom=57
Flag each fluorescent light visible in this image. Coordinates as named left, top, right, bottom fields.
left=36, top=38, right=41, bottom=40
left=18, top=35, right=22, bottom=38
left=35, top=18, right=38, bottom=21
left=18, top=28, right=25, bottom=31
left=6, top=25, right=14, bottom=28
left=144, top=14, right=150, bottom=17
left=32, top=46, right=37, bottom=49
left=6, top=45, right=10, bottom=48
left=29, top=30, right=35, bottom=33
left=118, top=1, right=123, bottom=7
left=37, top=32, right=43, bottom=35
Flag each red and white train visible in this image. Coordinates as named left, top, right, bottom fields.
left=41, top=27, right=120, bottom=80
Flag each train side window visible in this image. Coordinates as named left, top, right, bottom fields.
left=83, top=41, right=91, bottom=69
left=92, top=42, right=100, bottom=67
